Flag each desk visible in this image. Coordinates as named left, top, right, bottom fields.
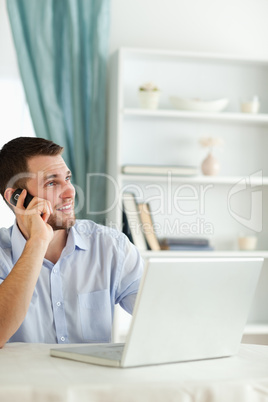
left=0, top=343, right=268, bottom=402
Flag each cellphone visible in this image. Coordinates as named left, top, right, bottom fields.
left=10, top=189, right=34, bottom=209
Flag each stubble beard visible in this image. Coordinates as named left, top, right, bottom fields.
left=47, top=211, right=76, bottom=231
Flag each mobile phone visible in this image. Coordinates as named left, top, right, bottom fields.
left=10, top=189, right=34, bottom=209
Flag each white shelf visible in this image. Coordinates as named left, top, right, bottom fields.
left=120, top=173, right=268, bottom=186
left=123, top=108, right=268, bottom=125
left=121, top=47, right=268, bottom=66
left=140, top=250, right=268, bottom=259
left=244, top=324, right=268, bottom=335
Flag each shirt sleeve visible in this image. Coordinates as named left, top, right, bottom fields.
left=0, top=253, right=11, bottom=285
left=115, top=235, right=144, bottom=314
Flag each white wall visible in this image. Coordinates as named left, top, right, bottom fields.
left=3, top=0, right=268, bottom=63
left=109, top=0, right=268, bottom=57
left=0, top=0, right=19, bottom=78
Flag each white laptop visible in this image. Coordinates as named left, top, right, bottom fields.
left=50, top=257, right=263, bottom=368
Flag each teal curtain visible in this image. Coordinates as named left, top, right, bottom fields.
left=6, top=0, right=110, bottom=223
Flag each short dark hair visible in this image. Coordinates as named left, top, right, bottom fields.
left=0, top=137, right=63, bottom=200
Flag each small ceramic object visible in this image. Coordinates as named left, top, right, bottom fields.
left=138, top=82, right=160, bottom=110
left=138, top=90, right=160, bottom=109
left=241, top=96, right=260, bottom=114
left=238, top=235, right=257, bottom=251
left=201, top=152, right=220, bottom=176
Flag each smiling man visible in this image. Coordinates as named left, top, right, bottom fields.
left=0, top=137, right=143, bottom=347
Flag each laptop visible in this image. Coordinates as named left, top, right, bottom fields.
left=50, top=257, right=263, bottom=368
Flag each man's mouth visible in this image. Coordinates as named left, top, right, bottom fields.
left=56, top=203, right=73, bottom=213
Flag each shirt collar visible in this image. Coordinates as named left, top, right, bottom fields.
left=65, top=224, right=89, bottom=254
left=11, top=221, right=88, bottom=265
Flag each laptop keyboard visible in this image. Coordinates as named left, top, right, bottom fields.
left=83, top=343, right=125, bottom=361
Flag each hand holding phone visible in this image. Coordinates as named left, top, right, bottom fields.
left=9, top=188, right=53, bottom=243
left=10, top=189, right=34, bottom=209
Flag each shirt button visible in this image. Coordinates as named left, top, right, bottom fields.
left=53, top=268, right=57, bottom=274
left=56, top=302, right=61, bottom=307
left=61, top=336, right=65, bottom=342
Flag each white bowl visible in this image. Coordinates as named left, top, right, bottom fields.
left=170, top=96, right=229, bottom=113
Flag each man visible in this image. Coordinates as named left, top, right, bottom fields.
left=0, top=137, right=143, bottom=347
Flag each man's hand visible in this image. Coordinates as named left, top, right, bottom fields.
left=13, top=189, right=54, bottom=243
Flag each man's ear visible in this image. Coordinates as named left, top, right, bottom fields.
left=4, top=188, right=15, bottom=205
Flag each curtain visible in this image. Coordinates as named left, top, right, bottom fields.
left=6, top=0, right=110, bottom=223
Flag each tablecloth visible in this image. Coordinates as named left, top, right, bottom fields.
left=0, top=343, right=267, bottom=402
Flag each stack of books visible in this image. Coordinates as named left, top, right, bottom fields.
left=122, top=193, right=214, bottom=252
left=159, top=237, right=214, bottom=251
left=122, top=193, right=160, bottom=251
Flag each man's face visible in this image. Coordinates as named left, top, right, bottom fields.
left=25, top=154, right=76, bottom=230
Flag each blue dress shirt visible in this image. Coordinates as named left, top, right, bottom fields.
left=0, top=220, right=144, bottom=344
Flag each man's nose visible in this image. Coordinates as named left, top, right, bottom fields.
left=60, top=183, right=76, bottom=199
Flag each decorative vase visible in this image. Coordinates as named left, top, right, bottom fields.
left=138, top=91, right=160, bottom=110
left=201, top=152, right=220, bottom=176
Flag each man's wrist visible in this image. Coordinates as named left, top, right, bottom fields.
left=26, top=235, right=50, bottom=250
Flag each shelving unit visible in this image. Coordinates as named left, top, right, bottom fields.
left=107, top=47, right=268, bottom=343
left=120, top=173, right=267, bottom=185
left=123, top=108, right=268, bottom=125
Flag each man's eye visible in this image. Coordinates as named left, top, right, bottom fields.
left=46, top=181, right=55, bottom=187
left=66, top=176, right=72, bottom=181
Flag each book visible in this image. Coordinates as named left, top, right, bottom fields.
left=122, top=193, right=148, bottom=251
left=138, top=203, right=161, bottom=251
left=122, top=209, right=134, bottom=244
left=166, top=245, right=214, bottom=251
left=160, top=237, right=210, bottom=247
left=159, top=237, right=213, bottom=251
left=121, top=165, right=198, bottom=176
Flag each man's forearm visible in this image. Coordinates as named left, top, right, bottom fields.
left=0, top=237, right=49, bottom=347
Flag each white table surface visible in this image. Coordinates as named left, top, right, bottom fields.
left=0, top=343, right=268, bottom=402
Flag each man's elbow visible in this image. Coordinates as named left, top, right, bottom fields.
left=0, top=329, right=9, bottom=348
left=0, top=339, right=6, bottom=349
